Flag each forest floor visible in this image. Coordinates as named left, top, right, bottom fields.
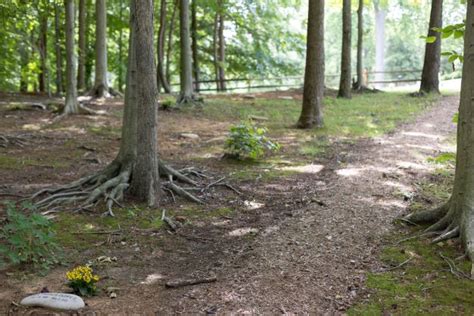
left=0, top=91, right=471, bottom=314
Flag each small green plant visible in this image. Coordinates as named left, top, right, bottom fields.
left=66, top=265, right=100, bottom=296
left=0, top=202, right=61, bottom=270
left=224, top=121, right=280, bottom=159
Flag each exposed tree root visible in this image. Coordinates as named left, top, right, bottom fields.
left=31, top=159, right=238, bottom=216
left=0, top=134, right=27, bottom=148
left=176, top=94, right=203, bottom=107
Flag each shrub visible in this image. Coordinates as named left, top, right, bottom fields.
left=0, top=202, right=61, bottom=270
left=224, top=121, right=280, bottom=160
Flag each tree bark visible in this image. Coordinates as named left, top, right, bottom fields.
left=166, top=0, right=178, bottom=88
left=91, top=0, right=109, bottom=98
left=19, top=41, right=29, bottom=93
left=38, top=13, right=48, bottom=94
left=419, top=0, right=443, bottom=94
left=118, top=0, right=125, bottom=93
left=85, top=0, right=93, bottom=90
left=355, top=0, right=364, bottom=90
left=217, top=3, right=226, bottom=92
left=338, top=0, right=351, bottom=98
left=130, top=0, right=160, bottom=206
left=191, top=0, right=200, bottom=92
left=78, top=0, right=87, bottom=92
left=297, top=0, right=324, bottom=129
left=54, top=3, right=64, bottom=95
left=157, top=0, right=171, bottom=93
left=177, top=0, right=195, bottom=104
left=213, top=12, right=220, bottom=91
left=64, top=0, right=79, bottom=114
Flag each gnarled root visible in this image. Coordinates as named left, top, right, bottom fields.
left=0, top=134, right=28, bottom=148
left=176, top=94, right=203, bottom=107
left=31, top=159, right=235, bottom=216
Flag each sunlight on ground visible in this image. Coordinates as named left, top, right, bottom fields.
left=401, top=131, right=441, bottom=140
left=244, top=200, right=265, bottom=210
left=396, top=161, right=430, bottom=170
left=336, top=168, right=361, bottom=177
left=22, top=124, right=42, bottom=130
left=228, top=227, right=259, bottom=237
left=279, top=164, right=324, bottom=174
left=140, top=273, right=164, bottom=285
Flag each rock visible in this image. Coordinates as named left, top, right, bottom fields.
left=20, top=293, right=85, bottom=311
left=180, top=133, right=200, bottom=140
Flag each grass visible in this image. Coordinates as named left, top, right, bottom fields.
left=0, top=154, right=69, bottom=169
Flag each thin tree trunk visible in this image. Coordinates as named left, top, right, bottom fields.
left=355, top=0, right=364, bottom=90
left=130, top=0, right=160, bottom=206
left=38, top=13, right=48, bottom=94
left=78, top=0, right=87, bottom=91
left=19, top=42, right=29, bottom=93
left=85, top=0, right=93, bottom=90
left=374, top=2, right=385, bottom=87
left=166, top=0, right=178, bottom=87
left=217, top=5, right=226, bottom=92
left=177, top=0, right=195, bottom=103
left=157, top=0, right=171, bottom=93
left=419, top=0, right=443, bottom=94
left=338, top=0, right=351, bottom=98
left=297, top=0, right=324, bottom=129
left=213, top=12, right=220, bottom=91
left=54, top=3, right=64, bottom=95
left=91, top=0, right=109, bottom=97
left=191, top=0, right=200, bottom=92
left=64, top=0, right=79, bottom=114
left=118, top=0, right=125, bottom=93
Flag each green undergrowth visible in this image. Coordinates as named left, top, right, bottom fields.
left=0, top=154, right=70, bottom=170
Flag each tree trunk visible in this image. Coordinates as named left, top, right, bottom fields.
left=54, top=3, right=64, bottom=95
left=19, top=42, right=29, bottom=93
left=217, top=4, right=226, bottom=92
left=419, top=0, right=443, bottom=94
left=355, top=0, right=364, bottom=90
left=130, top=0, right=160, bottom=206
left=38, top=13, right=48, bottom=94
left=297, top=0, right=324, bottom=129
left=91, top=0, right=109, bottom=98
left=78, top=0, right=87, bottom=92
left=213, top=12, right=220, bottom=91
left=338, top=0, right=351, bottom=98
left=166, top=0, right=178, bottom=88
left=118, top=0, right=125, bottom=93
left=374, top=2, right=385, bottom=87
left=405, top=0, right=474, bottom=267
left=177, top=0, right=195, bottom=104
left=64, top=0, right=79, bottom=114
left=157, top=0, right=171, bottom=93
left=85, top=0, right=93, bottom=90
left=191, top=0, right=200, bottom=92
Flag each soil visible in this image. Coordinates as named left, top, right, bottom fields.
left=0, top=92, right=458, bottom=314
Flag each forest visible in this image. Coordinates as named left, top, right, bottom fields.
left=1, top=0, right=474, bottom=314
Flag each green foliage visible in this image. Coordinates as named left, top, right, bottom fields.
left=427, top=152, right=456, bottom=165
left=0, top=202, right=61, bottom=270
left=432, top=23, right=465, bottom=64
left=224, top=121, right=280, bottom=160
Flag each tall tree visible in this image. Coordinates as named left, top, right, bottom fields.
left=419, top=0, right=443, bottom=94
left=77, top=0, right=87, bottom=91
left=191, top=0, right=201, bottom=92
left=90, top=0, right=109, bottom=97
left=405, top=1, right=474, bottom=267
left=373, top=0, right=386, bottom=86
left=64, top=0, right=79, bottom=114
left=354, top=0, right=364, bottom=90
left=54, top=3, right=64, bottom=95
left=166, top=0, right=178, bottom=87
left=213, top=11, right=220, bottom=91
left=177, top=0, right=196, bottom=104
left=157, top=0, right=171, bottom=93
left=38, top=11, right=48, bottom=94
left=217, top=0, right=226, bottom=92
left=338, top=0, right=351, bottom=98
left=117, top=0, right=125, bottom=93
left=19, top=41, right=29, bottom=93
left=297, top=0, right=324, bottom=129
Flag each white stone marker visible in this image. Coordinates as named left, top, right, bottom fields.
left=20, top=293, right=85, bottom=310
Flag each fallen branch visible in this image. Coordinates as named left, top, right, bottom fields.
left=380, top=257, right=414, bottom=272
left=165, top=275, right=217, bottom=288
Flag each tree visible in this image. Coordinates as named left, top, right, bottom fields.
left=419, top=0, right=443, bottom=94
left=338, top=0, right=351, bottom=98
left=54, top=2, right=64, bottom=95
left=157, top=0, right=172, bottom=93
left=166, top=0, right=178, bottom=88
left=354, top=0, right=365, bottom=90
left=77, top=0, right=87, bottom=92
left=405, top=1, right=474, bottom=266
left=191, top=0, right=200, bottom=92
left=177, top=0, right=196, bottom=104
left=373, top=0, right=386, bottom=86
left=217, top=0, right=226, bottom=91
left=297, top=0, right=324, bottom=129
left=90, top=0, right=109, bottom=98
left=63, top=0, right=79, bottom=114
left=38, top=9, right=49, bottom=95
left=33, top=0, right=203, bottom=215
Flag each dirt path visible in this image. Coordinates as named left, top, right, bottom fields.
left=2, top=96, right=458, bottom=314
left=150, top=96, right=458, bottom=314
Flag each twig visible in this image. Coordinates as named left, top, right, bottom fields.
left=439, top=252, right=472, bottom=280
left=394, top=231, right=438, bottom=245
left=72, top=230, right=122, bottom=235
left=381, top=257, right=414, bottom=272
left=165, top=275, right=217, bottom=288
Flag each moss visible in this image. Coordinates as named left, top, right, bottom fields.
left=0, top=154, right=69, bottom=170
left=88, top=125, right=121, bottom=138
